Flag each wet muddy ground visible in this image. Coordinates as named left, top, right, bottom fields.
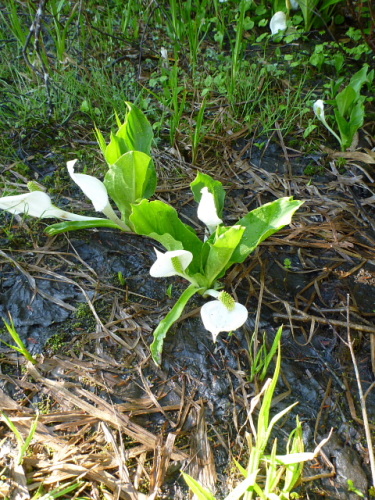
left=1, top=138, right=375, bottom=498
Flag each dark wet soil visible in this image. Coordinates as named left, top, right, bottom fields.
left=1, top=140, right=375, bottom=498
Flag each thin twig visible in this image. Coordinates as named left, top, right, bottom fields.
left=346, top=294, right=375, bottom=487
left=22, top=0, right=54, bottom=117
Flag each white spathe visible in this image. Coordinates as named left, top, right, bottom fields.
left=270, top=11, right=287, bottom=35
left=313, top=99, right=342, bottom=146
left=67, top=159, right=130, bottom=230
left=197, top=187, right=223, bottom=234
left=201, top=290, right=248, bottom=342
left=150, top=248, right=193, bottom=278
left=0, top=191, right=98, bottom=221
left=67, top=159, right=109, bottom=212
left=313, top=99, right=325, bottom=121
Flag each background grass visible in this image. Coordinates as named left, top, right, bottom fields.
left=0, top=0, right=374, bottom=170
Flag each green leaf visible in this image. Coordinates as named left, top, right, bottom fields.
left=104, top=151, right=156, bottom=222
left=349, top=64, right=372, bottom=94
left=151, top=285, right=200, bottom=364
left=190, top=172, right=226, bottom=218
left=298, top=0, right=319, bottom=30
left=121, top=101, right=153, bottom=155
left=335, top=85, right=356, bottom=117
left=260, top=326, right=283, bottom=381
left=182, top=472, right=217, bottom=500
left=44, top=219, right=122, bottom=236
left=256, top=342, right=282, bottom=447
left=99, top=102, right=154, bottom=165
left=225, top=470, right=259, bottom=500
left=94, top=126, right=107, bottom=155
left=231, top=198, right=303, bottom=264
left=334, top=110, right=351, bottom=149
left=129, top=199, right=204, bottom=273
left=204, top=225, right=245, bottom=285
left=105, top=132, right=126, bottom=165
left=349, top=100, right=365, bottom=135
left=319, top=0, right=345, bottom=10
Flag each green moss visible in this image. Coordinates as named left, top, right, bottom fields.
left=75, top=303, right=93, bottom=319
left=303, top=163, right=324, bottom=176
left=45, top=332, right=69, bottom=354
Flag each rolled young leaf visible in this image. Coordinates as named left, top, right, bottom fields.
left=45, top=219, right=123, bottom=236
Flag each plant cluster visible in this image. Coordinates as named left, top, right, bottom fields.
left=313, top=64, right=374, bottom=150
left=1, top=0, right=374, bottom=158
left=0, top=104, right=303, bottom=363
left=183, top=334, right=331, bottom=499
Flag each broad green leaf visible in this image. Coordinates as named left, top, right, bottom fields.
left=45, top=219, right=122, bottom=236
left=349, top=64, right=372, bottom=94
left=349, top=100, right=365, bottom=133
left=335, top=85, right=356, bottom=117
left=99, top=103, right=154, bottom=165
left=190, top=172, right=226, bottom=218
left=111, top=102, right=153, bottom=157
left=231, top=198, right=303, bottom=264
left=334, top=110, right=351, bottom=149
left=151, top=285, right=200, bottom=364
left=204, top=225, right=245, bottom=285
left=104, top=151, right=156, bottom=222
left=129, top=199, right=204, bottom=273
left=182, top=472, right=217, bottom=500
left=105, top=132, right=127, bottom=165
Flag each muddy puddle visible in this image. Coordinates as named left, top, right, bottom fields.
left=1, top=140, right=375, bottom=498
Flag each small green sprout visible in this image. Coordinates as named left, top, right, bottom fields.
left=0, top=315, right=37, bottom=364
left=166, top=284, right=173, bottom=298
left=283, top=258, right=292, bottom=269
left=117, top=271, right=126, bottom=286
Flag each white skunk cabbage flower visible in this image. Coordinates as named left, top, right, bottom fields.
left=290, top=0, right=299, bottom=9
left=67, top=159, right=110, bottom=212
left=150, top=248, right=193, bottom=278
left=313, top=100, right=342, bottom=146
left=286, top=0, right=300, bottom=10
left=313, top=99, right=325, bottom=121
left=201, top=289, right=248, bottom=342
left=160, top=47, right=168, bottom=60
left=0, top=191, right=99, bottom=221
left=270, top=12, right=287, bottom=35
left=67, top=160, right=129, bottom=230
left=197, top=187, right=223, bottom=235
